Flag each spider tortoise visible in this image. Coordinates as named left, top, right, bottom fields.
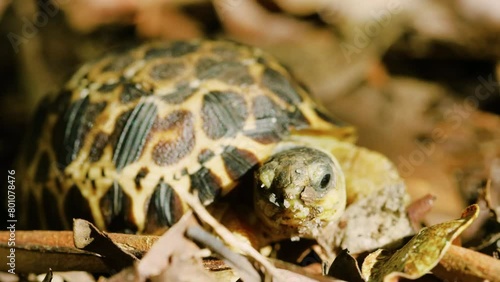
left=19, top=40, right=401, bottom=245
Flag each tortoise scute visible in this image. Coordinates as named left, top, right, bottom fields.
left=197, top=149, right=215, bottom=164
left=201, top=91, right=248, bottom=140
left=120, top=83, right=152, bottom=104
left=286, top=108, right=310, bottom=129
left=221, top=146, right=259, bottom=180
left=89, top=132, right=110, bottom=162
left=150, top=62, right=186, bottom=81
left=146, top=181, right=183, bottom=228
left=197, top=59, right=254, bottom=85
left=246, top=95, right=289, bottom=143
left=52, top=96, right=90, bottom=168
left=151, top=110, right=195, bottom=166
left=160, top=82, right=197, bottom=104
left=190, top=167, right=222, bottom=204
left=261, top=68, right=302, bottom=105
left=244, top=121, right=283, bottom=144
left=113, top=99, right=158, bottom=170
left=100, top=182, right=137, bottom=233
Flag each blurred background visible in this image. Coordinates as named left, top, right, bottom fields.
left=0, top=0, right=499, bottom=242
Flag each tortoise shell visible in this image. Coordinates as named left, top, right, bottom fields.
left=20, top=40, right=345, bottom=233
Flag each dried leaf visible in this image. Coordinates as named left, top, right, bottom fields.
left=172, top=185, right=285, bottom=281
left=327, top=249, right=364, bottom=282
left=273, top=268, right=323, bottom=282
left=186, top=225, right=260, bottom=282
left=73, top=219, right=138, bottom=272
left=136, top=211, right=212, bottom=281
left=55, top=271, right=96, bottom=282
left=270, top=259, right=342, bottom=282
left=320, top=183, right=413, bottom=256
left=361, top=204, right=480, bottom=282
left=104, top=212, right=216, bottom=282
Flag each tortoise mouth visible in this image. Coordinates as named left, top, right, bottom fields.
left=254, top=191, right=323, bottom=238
left=253, top=183, right=328, bottom=239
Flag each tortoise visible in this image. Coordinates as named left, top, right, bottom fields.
left=20, top=40, right=399, bottom=245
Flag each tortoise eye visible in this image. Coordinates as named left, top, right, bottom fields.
left=319, top=173, right=331, bottom=189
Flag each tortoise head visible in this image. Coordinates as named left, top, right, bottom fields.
left=254, top=147, right=346, bottom=240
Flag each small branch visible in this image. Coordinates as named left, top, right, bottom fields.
left=434, top=244, right=500, bottom=282
left=0, top=229, right=236, bottom=274
left=0, top=246, right=108, bottom=273
left=0, top=230, right=159, bottom=255
left=0, top=230, right=158, bottom=273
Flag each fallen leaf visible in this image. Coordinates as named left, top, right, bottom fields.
left=361, top=204, right=480, bottom=282
left=327, top=249, right=364, bottom=282
left=186, top=225, right=260, bottom=282
left=320, top=183, right=413, bottom=256
left=73, top=219, right=138, bottom=272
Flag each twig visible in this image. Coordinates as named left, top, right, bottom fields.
left=434, top=244, right=500, bottom=282
left=0, top=230, right=158, bottom=273
left=0, top=230, right=159, bottom=254
left=0, top=229, right=241, bottom=274
left=0, top=245, right=108, bottom=273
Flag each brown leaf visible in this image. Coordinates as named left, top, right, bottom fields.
left=172, top=185, right=285, bottom=280
left=320, top=183, right=413, bottom=255
left=73, top=219, right=138, bottom=272
left=186, top=225, right=260, bottom=282
left=104, top=212, right=216, bottom=282
left=327, top=249, right=364, bottom=282
left=136, top=211, right=209, bottom=280
left=361, top=204, right=479, bottom=282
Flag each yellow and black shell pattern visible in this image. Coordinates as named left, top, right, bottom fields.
left=20, top=40, right=342, bottom=233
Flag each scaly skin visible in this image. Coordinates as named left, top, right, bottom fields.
left=254, top=145, right=346, bottom=242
